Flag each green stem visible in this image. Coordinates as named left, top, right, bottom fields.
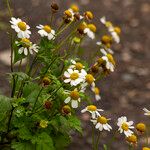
left=95, top=132, right=101, bottom=150
left=6, top=0, right=12, bottom=17
left=32, top=87, right=43, bottom=113
left=92, top=125, right=95, bottom=150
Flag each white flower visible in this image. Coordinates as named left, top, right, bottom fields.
left=84, top=28, right=95, bottom=39
left=91, top=87, right=101, bottom=101
left=100, top=16, right=120, bottom=43
left=117, top=116, right=134, bottom=137
left=64, top=89, right=81, bottom=108
left=64, top=68, right=83, bottom=86
left=143, top=108, right=150, bottom=116
left=91, top=116, right=112, bottom=131
left=101, top=49, right=115, bottom=72
left=96, top=41, right=114, bottom=54
left=16, top=38, right=39, bottom=55
left=81, top=105, right=103, bottom=118
left=10, top=17, right=31, bottom=39
left=69, top=60, right=85, bottom=70
left=37, top=25, right=55, bottom=40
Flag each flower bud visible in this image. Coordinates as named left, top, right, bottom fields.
left=114, top=26, right=121, bottom=35
left=51, top=3, right=59, bottom=13
left=136, top=123, right=146, bottom=133
left=71, top=4, right=79, bottom=12
left=126, top=134, right=137, bottom=145
left=77, top=22, right=87, bottom=34
left=84, top=11, right=93, bottom=20
left=62, top=105, right=71, bottom=115
left=73, top=37, right=81, bottom=44
left=91, top=64, right=99, bottom=74
left=87, top=24, right=96, bottom=32
left=44, top=100, right=52, bottom=110
left=101, top=35, right=112, bottom=45
left=42, top=77, right=51, bottom=86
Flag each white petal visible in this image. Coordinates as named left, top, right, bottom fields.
left=71, top=100, right=78, bottom=108
left=64, top=97, right=71, bottom=103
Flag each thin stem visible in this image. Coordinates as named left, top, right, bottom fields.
left=32, top=87, right=43, bottom=113
left=6, top=0, right=12, bottom=17
left=92, top=125, right=95, bottom=150
left=95, top=132, right=101, bottom=150
left=50, top=12, right=54, bottom=26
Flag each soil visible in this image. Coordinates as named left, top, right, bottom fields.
left=0, top=0, right=150, bottom=150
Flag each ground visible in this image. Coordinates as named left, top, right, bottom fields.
left=0, top=0, right=150, bottom=149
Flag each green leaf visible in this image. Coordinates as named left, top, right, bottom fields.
left=9, top=72, right=29, bottom=80
left=68, top=116, right=82, bottom=134
left=18, top=126, right=32, bottom=140
left=103, top=144, right=108, bottom=150
left=32, top=132, right=55, bottom=150
left=11, top=141, right=35, bottom=150
left=53, top=133, right=71, bottom=150
left=0, top=95, right=12, bottom=121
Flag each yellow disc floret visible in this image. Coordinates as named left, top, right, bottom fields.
left=97, top=116, right=107, bottom=124
left=136, top=123, right=146, bottom=133
left=86, top=74, right=94, bottom=84
left=43, top=25, right=51, bottom=33
left=101, top=35, right=112, bottom=45
left=64, top=10, right=72, bottom=18
left=114, top=26, right=121, bottom=35
left=71, top=4, right=79, bottom=12
left=75, top=62, right=83, bottom=70
left=88, top=24, right=97, bottom=32
left=21, top=38, right=31, bottom=47
left=94, top=87, right=100, bottom=95
left=107, top=54, right=115, bottom=65
left=62, top=105, right=71, bottom=115
left=18, top=22, right=27, bottom=31
left=39, top=120, right=48, bottom=128
left=84, top=11, right=93, bottom=20
left=126, top=134, right=137, bottom=144
left=143, top=147, right=150, bottom=150
left=105, top=21, right=112, bottom=27
left=121, top=123, right=129, bottom=131
left=70, top=73, right=79, bottom=80
left=87, top=105, right=97, bottom=111
left=70, top=90, right=79, bottom=100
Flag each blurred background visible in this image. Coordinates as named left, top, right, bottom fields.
left=0, top=0, right=150, bottom=149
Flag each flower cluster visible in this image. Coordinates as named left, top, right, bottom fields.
left=0, top=2, right=149, bottom=150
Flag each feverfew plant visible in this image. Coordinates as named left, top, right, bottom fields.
left=0, top=1, right=149, bottom=150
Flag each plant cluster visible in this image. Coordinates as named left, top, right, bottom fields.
left=0, top=1, right=149, bottom=150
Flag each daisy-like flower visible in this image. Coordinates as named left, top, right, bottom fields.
left=91, top=116, right=112, bottom=131
left=100, top=48, right=115, bottom=72
left=126, top=134, right=137, bottom=146
left=100, top=16, right=120, bottom=43
left=16, top=38, right=39, bottom=55
left=36, top=25, right=55, bottom=40
left=91, top=87, right=101, bottom=101
left=64, top=89, right=81, bottom=108
left=64, top=9, right=75, bottom=21
left=81, top=105, right=103, bottom=118
left=84, top=24, right=96, bottom=39
left=10, top=17, right=31, bottom=39
left=69, top=60, right=85, bottom=70
left=64, top=68, right=84, bottom=86
left=117, top=116, right=134, bottom=137
left=143, top=108, right=150, bottom=116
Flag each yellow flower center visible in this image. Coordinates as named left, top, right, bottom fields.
left=86, top=74, right=94, bottom=84
left=75, top=62, right=83, bottom=70
left=114, top=26, right=121, bottom=35
left=43, top=25, right=51, bottom=33
left=78, top=22, right=87, bottom=34
left=87, top=105, right=97, bottom=111
left=97, top=58, right=104, bottom=66
left=42, top=77, right=51, bottom=86
left=84, top=11, right=93, bottom=20
left=143, top=147, right=150, bottom=150
left=101, top=35, right=112, bottom=45
left=18, top=21, right=27, bottom=31
left=94, top=87, right=100, bottom=95
left=105, top=21, right=112, bottom=27
left=87, top=24, right=97, bottom=32
left=64, top=10, right=72, bottom=18
left=39, top=120, right=48, bottom=128
left=70, top=90, right=79, bottom=100
left=107, top=54, right=115, bottom=65
left=126, top=134, right=137, bottom=144
left=70, top=72, right=79, bottom=80
left=21, top=38, right=31, bottom=47
left=121, top=123, right=129, bottom=131
left=97, top=116, right=107, bottom=124
left=136, top=123, right=146, bottom=133
left=71, top=4, right=79, bottom=12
